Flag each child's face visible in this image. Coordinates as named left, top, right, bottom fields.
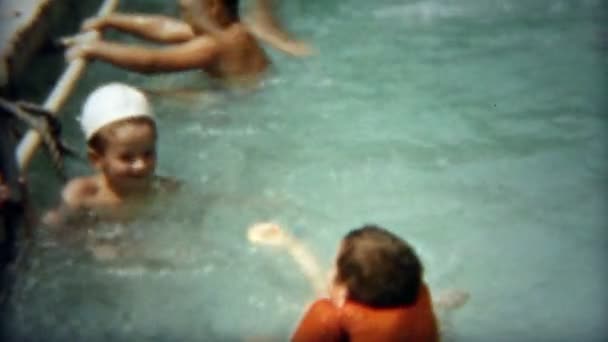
left=94, top=121, right=157, bottom=193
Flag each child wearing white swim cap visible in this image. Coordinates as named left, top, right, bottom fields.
left=80, top=82, right=154, bottom=141
left=44, top=83, right=176, bottom=232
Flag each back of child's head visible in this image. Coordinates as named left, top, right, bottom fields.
left=336, top=225, right=423, bottom=308
left=80, top=83, right=156, bottom=153
left=185, top=0, right=239, bottom=31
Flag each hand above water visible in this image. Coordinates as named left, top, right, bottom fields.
left=248, top=221, right=327, bottom=297
left=61, top=31, right=100, bottom=62
left=60, top=30, right=100, bottom=47
left=81, top=16, right=108, bottom=31
left=247, top=222, right=293, bottom=247
left=433, top=289, right=470, bottom=310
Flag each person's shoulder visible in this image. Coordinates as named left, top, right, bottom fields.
left=293, top=299, right=343, bottom=342
left=307, top=298, right=341, bottom=318
left=228, top=22, right=259, bottom=42
left=62, top=175, right=100, bottom=208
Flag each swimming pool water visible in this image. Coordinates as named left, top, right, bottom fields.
left=5, top=0, right=608, bottom=341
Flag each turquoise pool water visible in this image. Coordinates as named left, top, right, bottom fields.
left=5, top=0, right=608, bottom=341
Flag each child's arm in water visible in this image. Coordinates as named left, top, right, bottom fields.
left=65, top=36, right=219, bottom=74
left=245, top=0, right=313, bottom=57
left=82, top=14, right=195, bottom=43
left=248, top=222, right=326, bottom=297
left=42, top=177, right=95, bottom=228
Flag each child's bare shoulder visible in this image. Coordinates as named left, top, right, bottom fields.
left=62, top=175, right=101, bottom=208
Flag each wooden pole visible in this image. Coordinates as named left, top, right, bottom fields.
left=16, top=0, right=120, bottom=171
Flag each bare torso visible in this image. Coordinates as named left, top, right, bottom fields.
left=205, top=23, right=270, bottom=82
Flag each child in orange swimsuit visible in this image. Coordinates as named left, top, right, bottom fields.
left=248, top=223, right=440, bottom=341
left=293, top=225, right=439, bottom=341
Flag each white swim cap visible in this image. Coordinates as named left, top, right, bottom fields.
left=80, top=82, right=154, bottom=140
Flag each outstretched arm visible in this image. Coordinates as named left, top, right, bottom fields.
left=248, top=222, right=326, bottom=297
left=67, top=36, right=219, bottom=74
left=284, top=236, right=326, bottom=296
left=245, top=0, right=313, bottom=57
left=83, top=14, right=196, bottom=43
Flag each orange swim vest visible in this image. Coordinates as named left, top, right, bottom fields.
left=292, top=284, right=439, bottom=342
